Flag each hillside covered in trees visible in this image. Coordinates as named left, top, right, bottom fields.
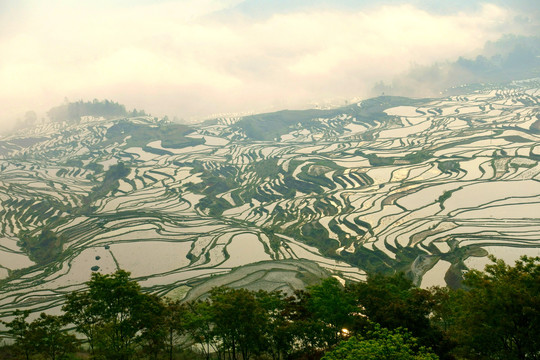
left=47, top=99, right=147, bottom=123
left=1, top=256, right=539, bottom=360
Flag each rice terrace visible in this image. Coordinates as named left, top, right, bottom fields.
left=0, top=79, right=540, bottom=316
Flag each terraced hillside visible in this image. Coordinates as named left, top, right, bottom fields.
left=1, top=80, right=540, bottom=315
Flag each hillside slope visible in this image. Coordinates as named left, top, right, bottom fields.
left=0, top=80, right=539, bottom=314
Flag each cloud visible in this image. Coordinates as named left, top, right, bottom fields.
left=373, top=34, right=540, bottom=98
left=0, top=1, right=527, bottom=132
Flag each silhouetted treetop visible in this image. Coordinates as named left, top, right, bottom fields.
left=47, top=99, right=145, bottom=123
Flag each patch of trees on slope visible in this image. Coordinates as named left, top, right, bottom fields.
left=1, top=256, right=539, bottom=360
left=47, top=99, right=147, bottom=123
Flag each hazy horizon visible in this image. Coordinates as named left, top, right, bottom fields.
left=1, top=0, right=539, bottom=132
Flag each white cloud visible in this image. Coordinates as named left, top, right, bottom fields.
left=0, top=1, right=516, bottom=130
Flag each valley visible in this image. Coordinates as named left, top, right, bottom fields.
left=0, top=80, right=539, bottom=316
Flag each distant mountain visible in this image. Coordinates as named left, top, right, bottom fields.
left=0, top=80, right=539, bottom=314
left=375, top=35, right=540, bottom=98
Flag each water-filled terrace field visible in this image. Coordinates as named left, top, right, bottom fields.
left=0, top=80, right=539, bottom=314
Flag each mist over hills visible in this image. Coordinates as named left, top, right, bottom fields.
left=4, top=32, right=540, bottom=136
left=2, top=0, right=540, bottom=133
left=372, top=35, right=540, bottom=98
left=0, top=79, right=539, bottom=314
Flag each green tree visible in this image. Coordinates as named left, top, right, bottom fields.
left=164, top=299, right=188, bottom=360
left=63, top=290, right=100, bottom=356
left=185, top=300, right=218, bottom=360
left=307, top=277, right=356, bottom=347
left=28, top=313, right=78, bottom=360
left=322, top=324, right=438, bottom=360
left=254, top=290, right=290, bottom=360
left=347, top=273, right=447, bottom=356
left=449, top=256, right=540, bottom=360
left=137, top=294, right=167, bottom=360
left=2, top=310, right=35, bottom=360
left=209, top=287, right=269, bottom=360
left=2, top=311, right=78, bottom=360
left=138, top=297, right=187, bottom=360
left=63, top=269, right=159, bottom=360
left=282, top=290, right=328, bottom=359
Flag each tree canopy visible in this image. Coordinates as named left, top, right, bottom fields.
left=445, top=255, right=540, bottom=360
left=322, top=324, right=438, bottom=360
left=1, top=256, right=539, bottom=360
left=47, top=99, right=130, bottom=123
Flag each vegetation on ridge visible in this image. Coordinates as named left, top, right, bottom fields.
left=47, top=99, right=145, bottom=123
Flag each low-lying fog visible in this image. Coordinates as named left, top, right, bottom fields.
left=1, top=0, right=539, bottom=133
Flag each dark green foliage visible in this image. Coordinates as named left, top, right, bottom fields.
left=209, top=287, right=270, bottom=360
left=143, top=145, right=173, bottom=156
left=297, top=169, right=338, bottom=191
left=251, top=158, right=280, bottom=179
left=235, top=109, right=322, bottom=141
left=185, top=300, right=217, bottom=360
left=509, top=159, right=536, bottom=169
left=161, top=299, right=188, bottom=360
left=47, top=99, right=128, bottom=123
left=531, top=118, right=540, bottom=133
left=105, top=121, right=202, bottom=149
left=233, top=100, right=399, bottom=141
left=129, top=108, right=147, bottom=117
left=2, top=310, right=78, bottom=360
left=347, top=273, right=450, bottom=358
left=2, top=310, right=34, bottom=360
left=442, top=256, right=540, bottom=360
left=437, top=191, right=452, bottom=204
left=81, top=162, right=131, bottom=214
left=9, top=136, right=48, bottom=148
left=2, top=258, right=538, bottom=360
left=307, top=278, right=356, bottom=347
left=19, top=229, right=64, bottom=264
left=197, top=196, right=233, bottom=217
left=62, top=270, right=163, bottom=360
left=364, top=153, right=395, bottom=166
left=502, top=135, right=532, bottom=143
left=322, top=324, right=439, bottom=360
left=27, top=313, right=79, bottom=360
left=437, top=187, right=462, bottom=209
left=364, top=150, right=433, bottom=166
left=103, top=162, right=130, bottom=182
left=437, top=160, right=461, bottom=174
left=341, top=244, right=394, bottom=274
left=300, top=221, right=338, bottom=257
left=137, top=294, right=169, bottom=360
left=85, top=162, right=104, bottom=173
left=64, top=159, right=84, bottom=168
left=265, top=230, right=282, bottom=254
left=279, top=290, right=328, bottom=358
left=185, top=285, right=347, bottom=359
left=255, top=290, right=294, bottom=360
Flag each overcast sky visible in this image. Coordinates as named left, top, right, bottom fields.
left=0, top=0, right=538, bottom=131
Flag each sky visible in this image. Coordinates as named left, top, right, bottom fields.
left=0, top=0, right=538, bottom=131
